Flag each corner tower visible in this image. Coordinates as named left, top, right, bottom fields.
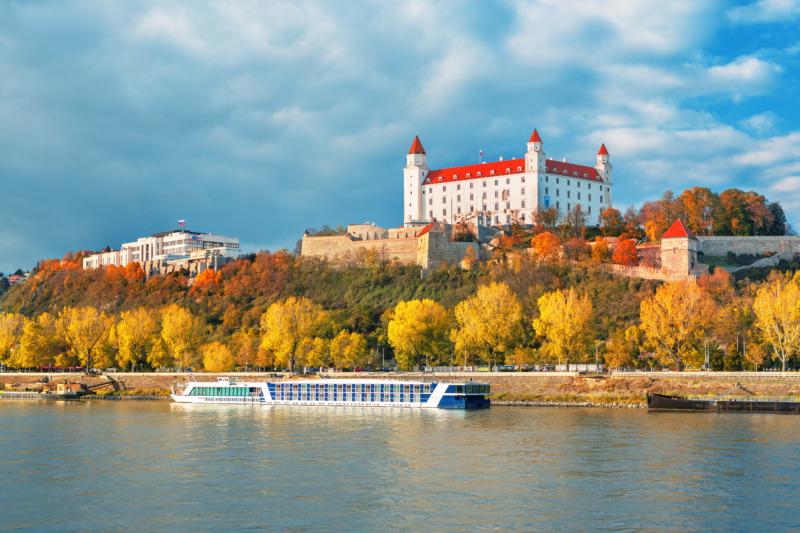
left=525, top=129, right=545, bottom=213
left=595, top=143, right=612, bottom=206
left=404, top=135, right=428, bottom=226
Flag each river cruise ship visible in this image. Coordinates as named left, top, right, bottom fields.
left=171, top=377, right=490, bottom=409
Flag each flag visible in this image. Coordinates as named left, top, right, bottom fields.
left=178, top=219, right=186, bottom=227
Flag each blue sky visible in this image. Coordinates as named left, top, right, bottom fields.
left=1, top=0, right=799, bottom=272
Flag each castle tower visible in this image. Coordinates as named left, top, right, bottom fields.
left=525, top=129, right=546, bottom=213
left=594, top=143, right=612, bottom=207
left=404, top=135, right=428, bottom=226
left=660, top=219, right=699, bottom=278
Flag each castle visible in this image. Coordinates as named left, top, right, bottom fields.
left=403, top=130, right=613, bottom=227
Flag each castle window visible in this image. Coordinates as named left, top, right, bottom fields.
left=457, top=184, right=461, bottom=190
left=584, top=173, right=588, bottom=178
left=556, top=178, right=559, bottom=184
left=589, top=194, right=592, bottom=202
left=577, top=182, right=581, bottom=188
left=470, top=194, right=474, bottom=200
left=505, top=168, right=510, bottom=174
left=482, top=181, right=487, bottom=187
left=442, top=197, right=446, bottom=204
left=521, top=188, right=525, bottom=195
left=563, top=170, right=567, bottom=175
left=457, top=207, right=461, bottom=214
left=573, top=172, right=578, bottom=177
left=482, top=192, right=487, bottom=199
left=578, top=192, right=581, bottom=200
left=588, top=183, right=592, bottom=190
left=438, top=177, right=442, bottom=182
left=442, top=186, right=446, bottom=191
left=443, top=209, right=447, bottom=216
left=494, top=191, right=498, bottom=198
left=521, top=213, right=526, bottom=222
left=506, top=202, right=510, bottom=209
left=494, top=180, right=498, bottom=186
left=556, top=189, right=559, bottom=197
left=521, top=200, right=526, bottom=208
left=477, top=172, right=482, bottom=177
left=557, top=201, right=560, bottom=209
left=506, top=178, right=510, bottom=184
left=453, top=175, right=457, bottom=180
left=600, top=195, right=604, bottom=203
left=466, top=173, right=470, bottom=179
left=517, top=166, right=522, bottom=172
left=588, top=206, right=592, bottom=214
left=567, top=180, right=571, bottom=186
left=567, top=203, right=571, bottom=211
left=429, top=198, right=433, bottom=205
left=521, top=176, right=526, bottom=183
left=567, top=191, right=570, bottom=198
left=545, top=187, right=549, bottom=194
left=490, top=170, right=495, bottom=176
left=457, top=195, right=461, bottom=202
left=545, top=176, right=548, bottom=183
left=429, top=210, right=433, bottom=218
left=495, top=203, right=499, bottom=211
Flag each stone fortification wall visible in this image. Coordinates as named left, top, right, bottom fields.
left=417, top=232, right=479, bottom=270
left=301, top=235, right=419, bottom=265
left=698, top=236, right=800, bottom=257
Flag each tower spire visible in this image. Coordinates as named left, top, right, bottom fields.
left=408, top=135, right=426, bottom=155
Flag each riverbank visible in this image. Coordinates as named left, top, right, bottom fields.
left=3, top=371, right=800, bottom=407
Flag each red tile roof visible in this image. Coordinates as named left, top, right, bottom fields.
left=662, top=219, right=695, bottom=239
left=423, top=157, right=602, bottom=184
left=408, top=136, right=426, bottom=155
left=425, top=158, right=526, bottom=184
left=529, top=129, right=542, bottom=143
left=417, top=222, right=435, bottom=237
left=597, top=143, right=608, bottom=156
left=544, top=160, right=602, bottom=182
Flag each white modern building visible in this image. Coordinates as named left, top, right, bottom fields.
left=403, top=130, right=613, bottom=227
left=82, top=229, right=240, bottom=274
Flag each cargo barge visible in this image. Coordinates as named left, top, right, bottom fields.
left=647, top=393, right=800, bottom=413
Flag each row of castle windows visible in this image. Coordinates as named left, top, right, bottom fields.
left=427, top=201, right=595, bottom=222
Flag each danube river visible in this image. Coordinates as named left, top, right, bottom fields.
left=2, top=402, right=799, bottom=532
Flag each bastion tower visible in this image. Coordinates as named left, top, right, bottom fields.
left=404, top=135, right=428, bottom=226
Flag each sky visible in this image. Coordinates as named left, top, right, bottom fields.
left=1, top=0, right=799, bottom=272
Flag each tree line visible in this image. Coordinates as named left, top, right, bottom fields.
left=1, top=267, right=799, bottom=372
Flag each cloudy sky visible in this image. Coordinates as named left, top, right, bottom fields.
left=1, top=0, right=799, bottom=272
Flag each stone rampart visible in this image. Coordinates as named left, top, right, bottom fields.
left=301, top=235, right=419, bottom=265
left=698, top=236, right=800, bottom=257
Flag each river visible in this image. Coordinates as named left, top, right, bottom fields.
left=1, top=401, right=798, bottom=532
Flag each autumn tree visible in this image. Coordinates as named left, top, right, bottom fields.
left=201, top=341, right=235, bottom=372
left=752, top=273, right=800, bottom=371
left=533, top=288, right=594, bottom=370
left=330, top=331, right=368, bottom=370
left=56, top=306, right=113, bottom=372
left=452, top=282, right=523, bottom=368
left=533, top=207, right=559, bottom=232
left=563, top=204, right=587, bottom=239
left=598, top=207, right=624, bottom=237
left=231, top=328, right=261, bottom=371
left=298, top=337, right=330, bottom=368
left=591, top=237, right=611, bottom=264
left=161, top=304, right=205, bottom=370
left=259, top=296, right=328, bottom=371
left=114, top=307, right=159, bottom=371
left=622, top=206, right=642, bottom=239
left=612, top=239, right=639, bottom=266
left=0, top=313, right=26, bottom=368
left=639, top=281, right=716, bottom=369
left=387, top=299, right=450, bottom=370
left=17, top=312, right=62, bottom=369
left=640, top=191, right=679, bottom=241
left=531, top=231, right=561, bottom=261
left=604, top=325, right=642, bottom=369
left=678, top=187, right=718, bottom=236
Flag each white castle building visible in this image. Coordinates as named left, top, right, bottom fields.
left=83, top=229, right=240, bottom=275
left=403, top=130, right=613, bottom=227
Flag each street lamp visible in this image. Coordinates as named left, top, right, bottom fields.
left=594, top=340, right=606, bottom=372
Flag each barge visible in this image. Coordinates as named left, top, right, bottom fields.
left=647, top=393, right=800, bottom=414
left=171, top=377, right=490, bottom=409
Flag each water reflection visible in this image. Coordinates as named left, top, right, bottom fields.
left=1, top=403, right=799, bottom=531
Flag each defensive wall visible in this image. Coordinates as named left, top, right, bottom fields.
left=697, top=236, right=800, bottom=257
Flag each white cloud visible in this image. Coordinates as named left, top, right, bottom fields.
left=727, top=0, right=800, bottom=24
left=740, top=112, right=777, bottom=134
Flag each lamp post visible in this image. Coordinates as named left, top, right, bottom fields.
left=595, top=340, right=606, bottom=373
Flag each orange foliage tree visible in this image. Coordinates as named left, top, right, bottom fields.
left=531, top=231, right=561, bottom=260
left=612, top=239, right=639, bottom=266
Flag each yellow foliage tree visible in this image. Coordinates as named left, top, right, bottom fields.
left=330, top=331, right=368, bottom=370
left=56, top=307, right=113, bottom=372
left=639, top=281, right=716, bottom=370
left=161, top=304, right=204, bottom=370
left=115, top=307, right=159, bottom=371
left=604, top=325, right=642, bottom=369
left=202, top=341, right=235, bottom=372
left=387, top=299, right=450, bottom=370
left=17, top=312, right=61, bottom=369
left=591, top=237, right=610, bottom=264
left=259, top=296, right=327, bottom=372
left=452, top=282, right=523, bottom=367
left=231, top=328, right=261, bottom=371
left=752, top=273, right=800, bottom=371
left=533, top=288, right=594, bottom=370
left=0, top=312, right=26, bottom=368
left=298, top=337, right=330, bottom=369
